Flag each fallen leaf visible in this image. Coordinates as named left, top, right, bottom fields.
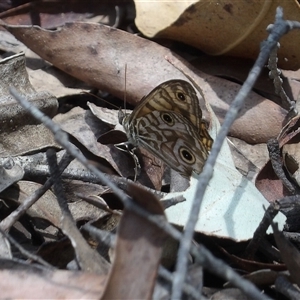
left=0, top=264, right=106, bottom=299
left=0, top=52, right=58, bottom=156
left=135, top=0, right=300, bottom=70
left=0, top=159, right=24, bottom=193
left=1, top=180, right=107, bottom=235
left=164, top=100, right=286, bottom=241
left=1, top=21, right=287, bottom=143
left=102, top=183, right=166, bottom=299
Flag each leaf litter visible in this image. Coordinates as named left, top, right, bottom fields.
left=0, top=2, right=299, bottom=299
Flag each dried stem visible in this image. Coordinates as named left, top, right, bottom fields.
left=172, top=7, right=300, bottom=300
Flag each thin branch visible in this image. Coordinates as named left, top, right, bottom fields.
left=9, top=87, right=130, bottom=206
left=172, top=7, right=298, bottom=300
left=0, top=151, right=74, bottom=232
left=0, top=229, right=54, bottom=269
left=158, top=266, right=206, bottom=300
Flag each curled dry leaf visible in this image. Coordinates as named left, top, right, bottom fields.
left=256, top=115, right=300, bottom=202
left=88, top=103, right=165, bottom=189
left=0, top=52, right=58, bottom=156
left=240, top=269, right=282, bottom=287
left=54, top=106, right=131, bottom=177
left=220, top=246, right=286, bottom=274
left=0, top=159, right=24, bottom=193
left=135, top=0, right=300, bottom=70
left=1, top=21, right=286, bottom=143
left=279, top=116, right=300, bottom=187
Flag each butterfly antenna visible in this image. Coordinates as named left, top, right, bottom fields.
left=124, top=63, right=127, bottom=114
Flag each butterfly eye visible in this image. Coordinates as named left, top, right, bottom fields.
left=161, top=113, right=174, bottom=126
left=179, top=147, right=195, bottom=164
left=177, top=92, right=186, bottom=102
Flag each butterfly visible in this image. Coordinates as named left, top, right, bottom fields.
left=118, top=80, right=213, bottom=178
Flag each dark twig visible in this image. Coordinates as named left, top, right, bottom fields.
left=191, top=243, right=270, bottom=300
left=268, top=43, right=296, bottom=113
left=158, top=266, right=206, bottom=300
left=277, top=195, right=300, bottom=232
left=267, top=138, right=296, bottom=193
left=244, top=202, right=280, bottom=259
left=172, top=7, right=299, bottom=300
left=0, top=228, right=54, bottom=269
left=82, top=223, right=116, bottom=249
left=46, top=149, right=110, bottom=273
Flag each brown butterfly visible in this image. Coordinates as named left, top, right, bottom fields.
left=119, top=80, right=213, bottom=177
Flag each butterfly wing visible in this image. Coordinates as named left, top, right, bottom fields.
left=121, top=80, right=213, bottom=177
left=135, top=110, right=209, bottom=177
left=129, top=80, right=213, bottom=150
left=131, top=80, right=200, bottom=121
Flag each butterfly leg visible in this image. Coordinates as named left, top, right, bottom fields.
left=115, top=142, right=141, bottom=181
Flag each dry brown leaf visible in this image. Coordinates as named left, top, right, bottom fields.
left=201, top=74, right=287, bottom=143
left=1, top=181, right=107, bottom=228
left=0, top=161, right=24, bottom=193
left=219, top=244, right=286, bottom=273
left=135, top=0, right=300, bottom=70
left=228, top=137, right=269, bottom=182
left=282, top=69, right=300, bottom=103
left=278, top=115, right=300, bottom=186
left=0, top=52, right=58, bottom=155
left=102, top=183, right=166, bottom=299
left=193, top=55, right=295, bottom=109
left=0, top=266, right=106, bottom=299
left=54, top=107, right=129, bottom=176
left=255, top=161, right=289, bottom=202
left=1, top=22, right=287, bottom=143
left=240, top=269, right=281, bottom=287
left=272, top=222, right=300, bottom=287
left=89, top=104, right=164, bottom=189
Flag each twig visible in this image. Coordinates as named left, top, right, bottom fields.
left=244, top=202, right=280, bottom=259
left=0, top=151, right=74, bottom=232
left=158, top=266, right=206, bottom=300
left=267, top=138, right=297, bottom=193
left=191, top=243, right=270, bottom=300
left=9, top=87, right=130, bottom=205
left=0, top=228, right=54, bottom=269
left=268, top=42, right=296, bottom=113
left=46, top=149, right=110, bottom=273
left=172, top=7, right=300, bottom=300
